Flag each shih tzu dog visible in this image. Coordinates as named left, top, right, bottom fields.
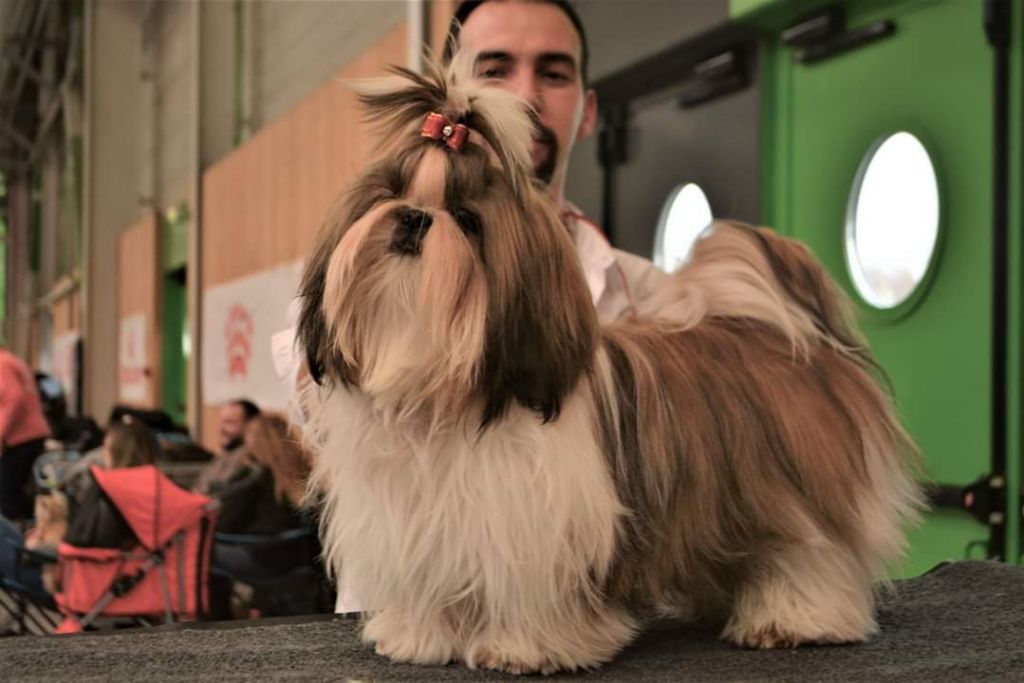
left=295, top=55, right=922, bottom=674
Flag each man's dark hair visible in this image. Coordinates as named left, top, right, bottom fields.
left=445, top=0, right=590, bottom=87
left=231, top=399, right=261, bottom=421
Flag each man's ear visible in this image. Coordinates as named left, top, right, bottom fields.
left=576, top=88, right=598, bottom=141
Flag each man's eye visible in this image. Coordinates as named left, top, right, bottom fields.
left=479, top=67, right=507, bottom=79
left=543, top=70, right=571, bottom=83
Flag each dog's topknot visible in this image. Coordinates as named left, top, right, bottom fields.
left=349, top=51, right=535, bottom=194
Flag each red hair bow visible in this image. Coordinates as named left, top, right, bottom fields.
left=420, top=112, right=469, bottom=151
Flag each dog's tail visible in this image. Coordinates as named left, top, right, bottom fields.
left=742, top=222, right=877, bottom=366
left=647, top=220, right=873, bottom=367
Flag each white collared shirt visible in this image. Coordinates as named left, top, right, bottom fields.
left=561, top=203, right=669, bottom=321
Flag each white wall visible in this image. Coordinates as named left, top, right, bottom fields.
left=574, top=0, right=726, bottom=82
left=253, top=0, right=407, bottom=128
left=83, top=0, right=144, bottom=420
left=152, top=1, right=196, bottom=209
left=199, top=1, right=236, bottom=169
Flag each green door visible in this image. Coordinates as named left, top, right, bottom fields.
left=762, top=0, right=1013, bottom=575
left=162, top=268, right=188, bottom=426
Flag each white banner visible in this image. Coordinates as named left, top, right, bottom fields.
left=52, top=330, right=81, bottom=414
left=201, top=260, right=303, bottom=411
left=119, top=313, right=151, bottom=404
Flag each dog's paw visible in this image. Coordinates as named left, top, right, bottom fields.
left=724, top=620, right=869, bottom=650
left=464, top=614, right=632, bottom=675
left=362, top=611, right=458, bottom=666
left=465, top=644, right=573, bottom=676
left=371, top=636, right=456, bottom=665
left=725, top=623, right=803, bottom=650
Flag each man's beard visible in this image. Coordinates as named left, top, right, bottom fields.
left=533, top=120, right=559, bottom=186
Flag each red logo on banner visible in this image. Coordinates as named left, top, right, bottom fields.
left=224, top=303, right=254, bottom=379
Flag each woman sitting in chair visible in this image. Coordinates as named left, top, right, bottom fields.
left=209, top=414, right=317, bottom=618
left=63, top=417, right=161, bottom=549
left=216, top=414, right=310, bottom=535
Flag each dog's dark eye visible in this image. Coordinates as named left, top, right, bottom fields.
left=453, top=209, right=482, bottom=237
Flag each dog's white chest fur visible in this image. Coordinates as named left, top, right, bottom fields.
left=311, top=385, right=624, bottom=617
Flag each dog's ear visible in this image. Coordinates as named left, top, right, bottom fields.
left=477, top=189, right=599, bottom=427
left=298, top=197, right=363, bottom=388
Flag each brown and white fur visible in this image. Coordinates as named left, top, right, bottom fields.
left=295, top=56, right=923, bottom=674
left=26, top=493, right=69, bottom=594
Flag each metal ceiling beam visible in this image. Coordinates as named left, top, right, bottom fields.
left=2, top=0, right=53, bottom=128
left=29, top=10, right=78, bottom=166
left=0, top=114, right=32, bottom=150
left=4, top=48, right=58, bottom=92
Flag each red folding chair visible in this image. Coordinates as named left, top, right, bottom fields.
left=53, top=465, right=218, bottom=633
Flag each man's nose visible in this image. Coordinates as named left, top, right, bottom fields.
left=508, top=70, right=542, bottom=112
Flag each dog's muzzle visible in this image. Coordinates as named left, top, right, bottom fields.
left=390, top=208, right=433, bottom=256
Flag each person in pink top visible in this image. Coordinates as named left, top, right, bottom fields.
left=0, top=347, right=52, bottom=520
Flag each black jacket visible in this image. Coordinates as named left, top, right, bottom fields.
left=215, top=467, right=305, bottom=536
left=63, top=474, right=135, bottom=549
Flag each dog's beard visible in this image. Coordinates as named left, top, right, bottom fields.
left=312, top=152, right=597, bottom=426
left=321, top=195, right=489, bottom=422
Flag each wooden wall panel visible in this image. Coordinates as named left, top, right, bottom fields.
left=117, top=211, right=162, bottom=408
left=199, top=24, right=408, bottom=449
left=202, top=24, right=407, bottom=288
left=202, top=404, right=221, bottom=454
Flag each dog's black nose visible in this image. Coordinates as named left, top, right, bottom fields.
left=390, top=208, right=433, bottom=256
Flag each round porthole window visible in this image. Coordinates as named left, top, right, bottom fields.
left=653, top=183, right=713, bottom=272
left=845, top=132, right=940, bottom=310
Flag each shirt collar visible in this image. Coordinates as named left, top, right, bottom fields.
left=560, top=201, right=616, bottom=306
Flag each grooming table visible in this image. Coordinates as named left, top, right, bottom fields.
left=2, top=561, right=1021, bottom=682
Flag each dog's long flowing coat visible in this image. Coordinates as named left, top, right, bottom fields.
left=296, top=57, right=923, bottom=674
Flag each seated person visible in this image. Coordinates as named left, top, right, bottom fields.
left=64, top=417, right=161, bottom=550
left=0, top=515, right=47, bottom=594
left=216, top=413, right=311, bottom=539
left=194, top=399, right=260, bottom=496
left=209, top=414, right=314, bottom=617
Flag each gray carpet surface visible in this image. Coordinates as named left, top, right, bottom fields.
left=1, top=560, right=1022, bottom=682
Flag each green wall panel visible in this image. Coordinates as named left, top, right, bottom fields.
left=760, top=0, right=1012, bottom=572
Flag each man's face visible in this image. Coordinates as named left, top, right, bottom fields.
left=218, top=404, right=246, bottom=452
left=458, top=0, right=597, bottom=201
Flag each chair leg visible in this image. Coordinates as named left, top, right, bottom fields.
left=22, top=604, right=49, bottom=635
left=0, top=591, right=21, bottom=634
left=34, top=600, right=61, bottom=634
left=16, top=592, right=26, bottom=634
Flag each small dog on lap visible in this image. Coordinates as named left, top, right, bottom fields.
left=295, top=54, right=923, bottom=674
